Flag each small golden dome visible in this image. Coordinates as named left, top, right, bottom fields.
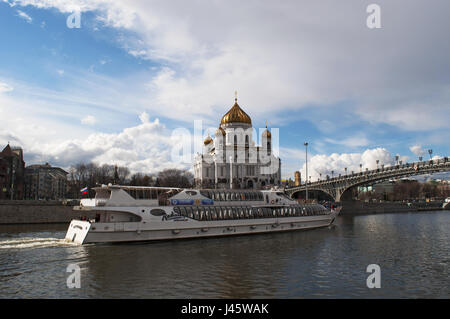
left=204, top=135, right=213, bottom=145
left=262, top=121, right=271, bottom=138
left=220, top=95, right=252, bottom=125
left=215, top=127, right=226, bottom=136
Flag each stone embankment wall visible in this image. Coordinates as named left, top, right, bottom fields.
left=341, top=201, right=446, bottom=215
left=0, top=200, right=95, bottom=224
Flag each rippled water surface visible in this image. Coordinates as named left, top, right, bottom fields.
left=0, top=211, right=449, bottom=298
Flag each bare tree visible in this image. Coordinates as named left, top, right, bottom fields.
left=156, top=169, right=193, bottom=188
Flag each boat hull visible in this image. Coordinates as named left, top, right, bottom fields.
left=67, top=214, right=336, bottom=244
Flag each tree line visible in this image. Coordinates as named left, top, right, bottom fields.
left=358, top=180, right=450, bottom=201
left=67, top=163, right=193, bottom=198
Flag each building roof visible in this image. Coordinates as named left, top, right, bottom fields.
left=220, top=95, right=252, bottom=125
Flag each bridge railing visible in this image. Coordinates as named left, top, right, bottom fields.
left=290, top=157, right=449, bottom=189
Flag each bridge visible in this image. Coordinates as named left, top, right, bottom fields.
left=285, top=157, right=450, bottom=202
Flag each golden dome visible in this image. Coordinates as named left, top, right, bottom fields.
left=204, top=135, right=213, bottom=145
left=215, top=127, right=226, bottom=136
left=262, top=128, right=271, bottom=138
left=220, top=95, right=252, bottom=125
left=262, top=121, right=271, bottom=138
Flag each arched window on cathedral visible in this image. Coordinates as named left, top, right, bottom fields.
left=267, top=141, right=271, bottom=156
left=245, top=135, right=249, bottom=147
left=234, top=135, right=237, bottom=146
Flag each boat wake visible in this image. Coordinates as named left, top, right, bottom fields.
left=0, top=237, right=79, bottom=250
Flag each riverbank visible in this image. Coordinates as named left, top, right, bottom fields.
left=340, top=200, right=446, bottom=215
left=0, top=200, right=94, bottom=224
left=0, top=200, right=447, bottom=224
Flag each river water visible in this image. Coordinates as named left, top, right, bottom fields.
left=0, top=211, right=448, bottom=298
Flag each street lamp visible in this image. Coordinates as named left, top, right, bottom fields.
left=304, top=142, right=308, bottom=201
left=319, top=173, right=322, bottom=181
left=395, top=155, right=399, bottom=165
left=345, top=167, right=347, bottom=175
left=359, top=163, right=362, bottom=174
left=331, top=170, right=334, bottom=178
left=428, top=149, right=433, bottom=159
left=376, top=159, right=379, bottom=170
left=419, top=156, right=423, bottom=162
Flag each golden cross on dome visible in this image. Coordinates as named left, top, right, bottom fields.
left=235, top=90, right=237, bottom=102
left=265, top=120, right=268, bottom=128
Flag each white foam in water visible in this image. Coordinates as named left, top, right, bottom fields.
left=0, top=237, right=80, bottom=249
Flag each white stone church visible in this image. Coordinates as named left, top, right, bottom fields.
left=193, top=95, right=281, bottom=189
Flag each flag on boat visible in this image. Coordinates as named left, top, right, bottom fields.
left=80, top=187, right=88, bottom=195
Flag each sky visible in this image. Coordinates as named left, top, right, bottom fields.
left=0, top=0, right=449, bottom=181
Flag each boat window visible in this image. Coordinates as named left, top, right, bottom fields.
left=186, top=190, right=198, bottom=196
left=271, top=208, right=276, bottom=217
left=205, top=207, right=210, bottom=220
left=257, top=208, right=263, bottom=218
left=193, top=207, right=199, bottom=220
left=179, top=206, right=187, bottom=216
left=227, top=207, right=233, bottom=219
left=173, top=207, right=180, bottom=215
left=263, top=207, right=271, bottom=217
left=231, top=207, right=238, bottom=219
left=223, top=207, right=229, bottom=219
left=243, top=207, right=248, bottom=218
left=277, top=208, right=282, bottom=217
left=199, top=207, right=205, bottom=220
left=215, top=207, right=222, bottom=220
left=150, top=209, right=167, bottom=216
left=211, top=208, right=217, bottom=220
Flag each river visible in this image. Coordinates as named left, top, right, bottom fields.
left=0, top=211, right=448, bottom=298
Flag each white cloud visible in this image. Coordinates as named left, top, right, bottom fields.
left=0, top=81, right=13, bottom=93
left=410, top=145, right=425, bottom=156
left=56, top=69, right=64, bottom=75
left=0, top=112, right=191, bottom=174
left=324, top=136, right=370, bottom=148
left=16, top=10, right=32, bottom=23
left=81, top=115, right=97, bottom=125
left=298, top=148, right=396, bottom=182
left=8, top=0, right=450, bottom=129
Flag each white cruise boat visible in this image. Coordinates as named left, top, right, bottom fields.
left=65, top=185, right=339, bottom=244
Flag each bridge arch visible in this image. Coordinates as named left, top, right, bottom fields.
left=285, top=158, right=449, bottom=202
left=290, top=188, right=335, bottom=202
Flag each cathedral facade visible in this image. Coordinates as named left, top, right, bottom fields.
left=193, top=95, right=281, bottom=189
